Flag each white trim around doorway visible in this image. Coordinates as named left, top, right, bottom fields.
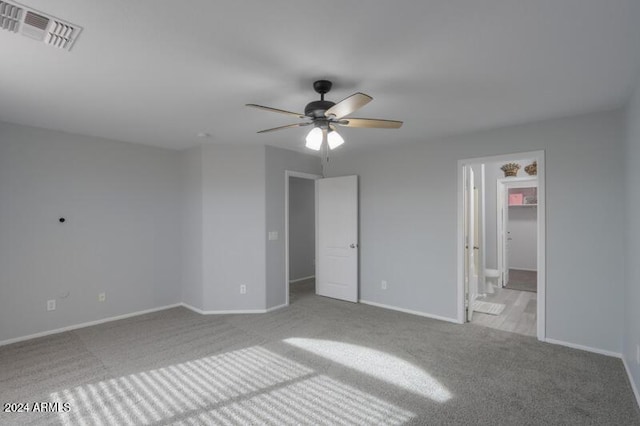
left=284, top=170, right=322, bottom=306
left=457, top=150, right=546, bottom=341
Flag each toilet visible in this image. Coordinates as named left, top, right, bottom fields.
left=485, top=269, right=500, bottom=294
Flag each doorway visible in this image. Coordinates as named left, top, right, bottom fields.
left=458, top=151, right=546, bottom=340
left=285, top=171, right=321, bottom=305
left=498, top=178, right=538, bottom=293
left=285, top=172, right=360, bottom=306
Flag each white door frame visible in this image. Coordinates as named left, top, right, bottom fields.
left=457, top=151, right=546, bottom=341
left=497, top=177, right=538, bottom=286
left=284, top=170, right=322, bottom=306
left=464, top=166, right=478, bottom=321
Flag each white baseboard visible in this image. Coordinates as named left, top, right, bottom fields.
left=0, top=303, right=182, bottom=347
left=544, top=338, right=622, bottom=358
left=359, top=299, right=459, bottom=324
left=289, top=275, right=315, bottom=284
left=622, top=357, right=640, bottom=409
left=180, top=302, right=286, bottom=315
left=265, top=303, right=287, bottom=313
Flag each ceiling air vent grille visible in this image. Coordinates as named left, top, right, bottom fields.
left=45, top=20, right=76, bottom=49
left=0, top=1, right=82, bottom=51
left=0, top=1, right=22, bottom=33
left=24, top=10, right=47, bottom=29
left=21, top=10, right=48, bottom=40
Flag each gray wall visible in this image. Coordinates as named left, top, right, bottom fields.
left=325, top=109, right=625, bottom=353
left=180, top=145, right=203, bottom=309
left=180, top=144, right=320, bottom=313
left=265, top=146, right=322, bottom=308
left=624, top=78, right=640, bottom=396
left=0, top=122, right=182, bottom=342
left=288, top=177, right=315, bottom=281
left=201, top=144, right=266, bottom=311
left=1, top=108, right=633, bottom=366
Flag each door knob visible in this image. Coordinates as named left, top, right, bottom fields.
left=350, top=243, right=358, bottom=248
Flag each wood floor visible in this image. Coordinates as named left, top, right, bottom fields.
left=471, top=285, right=537, bottom=337
left=505, top=269, right=537, bottom=292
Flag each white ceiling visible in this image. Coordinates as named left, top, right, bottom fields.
left=1, top=0, right=639, bottom=152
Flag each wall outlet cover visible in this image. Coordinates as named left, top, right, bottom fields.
left=381, top=280, right=388, bottom=290
left=98, top=292, right=106, bottom=302
left=240, top=284, right=247, bottom=294
left=47, top=299, right=56, bottom=311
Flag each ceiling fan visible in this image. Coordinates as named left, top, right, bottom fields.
left=246, top=80, right=403, bottom=151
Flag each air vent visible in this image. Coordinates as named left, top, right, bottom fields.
left=0, top=1, right=22, bottom=33
left=21, top=10, right=48, bottom=40
left=0, top=1, right=81, bottom=51
left=45, top=20, right=77, bottom=49
left=24, top=10, right=48, bottom=29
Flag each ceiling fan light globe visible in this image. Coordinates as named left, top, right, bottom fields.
left=305, top=127, right=323, bottom=151
left=328, top=130, right=345, bottom=150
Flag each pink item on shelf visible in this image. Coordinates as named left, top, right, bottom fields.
left=509, top=194, right=523, bottom=205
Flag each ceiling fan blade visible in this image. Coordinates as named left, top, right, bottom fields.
left=246, top=104, right=305, bottom=118
left=336, top=118, right=403, bottom=129
left=257, top=122, right=311, bottom=133
left=324, top=93, right=372, bottom=119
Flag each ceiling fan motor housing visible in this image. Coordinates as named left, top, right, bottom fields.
left=305, top=100, right=335, bottom=118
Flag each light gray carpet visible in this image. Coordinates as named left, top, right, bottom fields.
left=1, top=280, right=638, bottom=425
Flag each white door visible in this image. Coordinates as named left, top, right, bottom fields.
left=497, top=182, right=510, bottom=287
left=503, top=191, right=510, bottom=286
left=465, top=167, right=478, bottom=321
left=316, top=175, right=358, bottom=303
left=476, top=166, right=486, bottom=295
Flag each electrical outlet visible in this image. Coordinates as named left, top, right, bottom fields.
left=381, top=280, right=387, bottom=290
left=47, top=299, right=56, bottom=311
left=268, top=231, right=278, bottom=241
left=240, top=284, right=246, bottom=294
left=98, top=292, right=106, bottom=302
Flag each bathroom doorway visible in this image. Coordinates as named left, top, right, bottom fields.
left=458, top=151, right=546, bottom=340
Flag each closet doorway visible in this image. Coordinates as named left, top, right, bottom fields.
left=498, top=178, right=538, bottom=293
left=284, top=171, right=321, bottom=305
